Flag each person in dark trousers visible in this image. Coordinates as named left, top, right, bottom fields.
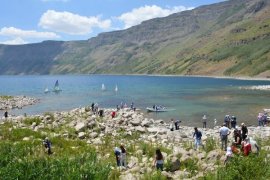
left=4, top=109, right=8, bottom=120
left=153, top=149, right=164, bottom=171
left=114, top=147, right=121, bottom=167
left=43, top=137, right=53, bottom=155
left=231, top=116, right=237, bottom=129
left=202, top=115, right=207, bottom=128
left=175, top=120, right=181, bottom=130
left=241, top=123, right=248, bottom=140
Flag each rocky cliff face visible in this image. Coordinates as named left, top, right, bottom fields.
left=0, top=0, right=269, bottom=76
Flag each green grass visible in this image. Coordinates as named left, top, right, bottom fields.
left=23, top=117, right=42, bottom=126
left=0, top=95, right=13, bottom=100
left=202, top=153, right=270, bottom=180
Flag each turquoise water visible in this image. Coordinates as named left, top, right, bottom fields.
left=0, top=75, right=269, bottom=127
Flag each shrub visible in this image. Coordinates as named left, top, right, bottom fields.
left=202, top=152, right=270, bottom=180
left=23, top=117, right=42, bottom=126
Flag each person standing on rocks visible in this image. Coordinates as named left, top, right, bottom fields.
left=202, top=115, right=207, bottom=128
left=193, top=127, right=204, bottom=150
left=4, top=109, right=8, bottom=120
left=219, top=123, right=231, bottom=151
left=153, top=149, right=164, bottom=171
left=170, top=119, right=174, bottom=131
left=241, top=123, right=248, bottom=140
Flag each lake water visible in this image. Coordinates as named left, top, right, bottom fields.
left=0, top=75, right=269, bottom=127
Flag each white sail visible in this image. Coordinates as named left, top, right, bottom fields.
left=44, top=87, right=49, bottom=93
left=115, top=85, right=118, bottom=92
left=101, top=83, right=106, bottom=91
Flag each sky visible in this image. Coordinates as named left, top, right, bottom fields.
left=0, top=0, right=224, bottom=45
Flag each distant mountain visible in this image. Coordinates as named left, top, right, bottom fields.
left=0, top=0, right=269, bottom=77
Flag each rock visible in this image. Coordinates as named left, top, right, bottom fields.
left=206, top=150, right=221, bottom=163
left=75, top=122, right=86, bottom=132
left=92, top=138, right=102, bottom=145
left=87, top=121, right=96, bottom=129
left=141, top=119, right=152, bottom=127
left=90, top=132, right=98, bottom=138
left=130, top=119, right=141, bottom=126
left=23, top=137, right=30, bottom=141
left=119, top=173, right=137, bottom=180
left=170, top=157, right=181, bottom=172
left=78, top=132, right=86, bottom=139
left=135, top=126, right=146, bottom=133
left=129, top=166, right=140, bottom=173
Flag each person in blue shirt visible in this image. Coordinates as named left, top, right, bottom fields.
left=193, top=127, right=204, bottom=150
left=43, top=137, right=52, bottom=155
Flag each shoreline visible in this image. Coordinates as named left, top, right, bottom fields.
left=1, top=74, right=270, bottom=81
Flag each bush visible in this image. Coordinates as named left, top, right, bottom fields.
left=23, top=117, right=42, bottom=126
left=202, top=152, right=270, bottom=180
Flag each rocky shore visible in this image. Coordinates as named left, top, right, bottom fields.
left=0, top=95, right=39, bottom=110
left=2, top=107, right=270, bottom=179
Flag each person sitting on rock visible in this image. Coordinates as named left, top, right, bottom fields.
left=233, top=129, right=242, bottom=148
left=43, top=137, right=52, bottom=155
left=224, top=146, right=233, bottom=164
left=242, top=138, right=251, bottom=156
left=153, top=149, right=164, bottom=171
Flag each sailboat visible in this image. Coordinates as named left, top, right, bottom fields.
left=115, top=85, right=118, bottom=92
left=44, top=87, right=50, bottom=93
left=52, top=80, right=62, bottom=93
left=101, top=83, right=106, bottom=91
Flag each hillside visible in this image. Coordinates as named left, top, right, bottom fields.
left=0, top=0, right=269, bottom=77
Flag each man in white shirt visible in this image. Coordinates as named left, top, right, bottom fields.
left=219, top=123, right=231, bottom=151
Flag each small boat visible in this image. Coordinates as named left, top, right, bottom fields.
left=52, top=80, right=62, bottom=93
left=115, top=85, right=118, bottom=92
left=44, top=87, right=50, bottom=93
left=101, top=83, right=106, bottom=91
left=146, top=106, right=175, bottom=112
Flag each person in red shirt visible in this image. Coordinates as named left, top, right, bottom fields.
left=111, top=111, right=116, bottom=118
left=242, top=138, right=251, bottom=156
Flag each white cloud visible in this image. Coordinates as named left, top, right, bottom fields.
left=118, top=5, right=194, bottom=29
left=0, top=37, right=28, bottom=45
left=0, top=27, right=60, bottom=39
left=39, top=10, right=111, bottom=35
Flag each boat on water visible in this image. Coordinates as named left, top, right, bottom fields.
left=115, top=85, right=118, bottom=92
left=44, top=87, right=50, bottom=93
left=146, top=106, right=175, bottom=112
left=52, top=80, right=62, bottom=93
left=101, top=83, right=106, bottom=91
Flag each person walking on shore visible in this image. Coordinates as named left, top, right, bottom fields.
left=219, top=123, right=231, bottom=151
left=193, top=127, right=204, bottom=150
left=202, top=115, right=207, bottom=128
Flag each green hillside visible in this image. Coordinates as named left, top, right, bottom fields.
left=0, top=0, right=269, bottom=77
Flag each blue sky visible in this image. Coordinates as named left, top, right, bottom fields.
left=0, top=0, right=224, bottom=45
